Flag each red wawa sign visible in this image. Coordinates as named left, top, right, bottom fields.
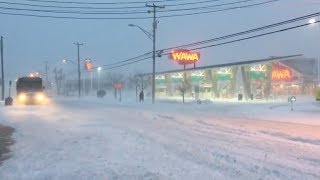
left=271, top=64, right=293, bottom=81
left=169, top=49, right=200, bottom=65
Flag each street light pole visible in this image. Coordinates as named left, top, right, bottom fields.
left=151, top=8, right=156, bottom=104
left=315, top=42, right=320, bottom=89
left=309, top=19, right=320, bottom=88
left=44, top=61, right=48, bottom=87
left=0, top=36, right=4, bottom=101
left=90, top=71, right=93, bottom=90
left=128, top=24, right=152, bottom=40
left=97, top=67, right=101, bottom=90
left=146, top=3, right=164, bottom=104
left=74, top=42, right=83, bottom=98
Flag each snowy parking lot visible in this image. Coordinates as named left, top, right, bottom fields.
left=0, top=96, right=320, bottom=179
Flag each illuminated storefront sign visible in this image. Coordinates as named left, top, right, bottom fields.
left=250, top=64, right=266, bottom=72
left=171, top=73, right=184, bottom=79
left=216, top=68, right=232, bottom=81
left=156, top=75, right=166, bottom=85
left=217, top=68, right=231, bottom=74
left=272, top=64, right=292, bottom=81
left=169, top=49, right=200, bottom=65
left=155, top=75, right=165, bottom=80
left=249, top=64, right=267, bottom=80
left=171, top=73, right=184, bottom=83
left=191, top=71, right=205, bottom=82
left=191, top=71, right=205, bottom=77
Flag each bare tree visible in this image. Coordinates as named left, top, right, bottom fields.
left=134, top=74, right=151, bottom=91
left=53, top=68, right=64, bottom=95
left=127, top=73, right=140, bottom=89
left=178, top=74, right=192, bottom=103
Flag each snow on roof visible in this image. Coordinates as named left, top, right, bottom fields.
left=280, top=58, right=318, bottom=81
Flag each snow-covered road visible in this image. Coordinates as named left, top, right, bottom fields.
left=0, top=97, right=320, bottom=179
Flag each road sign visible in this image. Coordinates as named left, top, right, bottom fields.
left=114, top=83, right=122, bottom=89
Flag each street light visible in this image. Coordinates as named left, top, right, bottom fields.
left=309, top=19, right=320, bottom=87
left=129, top=23, right=157, bottom=104
left=62, top=59, right=77, bottom=66
left=128, top=24, right=153, bottom=40
left=309, top=18, right=317, bottom=24
left=97, top=66, right=102, bottom=90
left=62, top=59, right=81, bottom=97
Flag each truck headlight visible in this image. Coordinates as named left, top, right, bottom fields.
left=18, top=94, right=26, bottom=102
left=36, top=94, right=44, bottom=101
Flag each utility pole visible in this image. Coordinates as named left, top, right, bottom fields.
left=53, top=68, right=58, bottom=95
left=1, top=36, right=4, bottom=101
left=146, top=3, right=164, bottom=104
left=44, top=61, right=48, bottom=87
left=90, top=71, right=93, bottom=91
left=318, top=58, right=320, bottom=88
left=74, top=42, right=83, bottom=98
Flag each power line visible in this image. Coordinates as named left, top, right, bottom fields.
left=20, top=0, right=191, bottom=5
left=102, top=56, right=152, bottom=70
left=0, top=0, right=277, bottom=19
left=184, top=21, right=320, bottom=52
left=160, top=11, right=320, bottom=52
left=0, top=0, right=227, bottom=10
left=93, top=52, right=152, bottom=68
left=0, top=0, right=259, bottom=12
left=165, top=0, right=230, bottom=7
left=0, top=11, right=151, bottom=19
left=160, top=0, right=257, bottom=12
left=0, top=0, right=255, bottom=10
left=0, top=0, right=273, bottom=15
left=0, top=1, right=147, bottom=10
left=99, top=12, right=319, bottom=68
left=101, top=20, right=320, bottom=70
left=158, top=22, right=320, bottom=57
left=158, top=0, right=279, bottom=18
left=0, top=6, right=147, bottom=15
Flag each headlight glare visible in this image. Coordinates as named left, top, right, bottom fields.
left=36, top=94, right=44, bottom=101
left=18, top=94, right=26, bottom=102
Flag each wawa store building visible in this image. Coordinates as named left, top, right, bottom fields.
left=147, top=51, right=318, bottom=100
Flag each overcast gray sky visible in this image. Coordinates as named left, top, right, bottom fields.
left=0, top=0, right=319, bottom=81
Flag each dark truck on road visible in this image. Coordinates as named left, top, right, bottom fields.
left=16, top=77, right=46, bottom=105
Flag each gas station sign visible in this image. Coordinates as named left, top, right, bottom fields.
left=216, top=68, right=232, bottom=81
left=169, top=49, right=200, bottom=65
left=272, top=64, right=292, bottom=81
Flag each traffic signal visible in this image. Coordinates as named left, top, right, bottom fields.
left=84, top=59, right=92, bottom=71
